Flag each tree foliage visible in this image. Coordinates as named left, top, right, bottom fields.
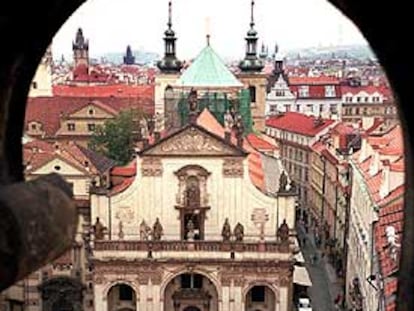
left=89, top=109, right=146, bottom=165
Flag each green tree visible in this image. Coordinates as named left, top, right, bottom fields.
left=89, top=109, right=145, bottom=165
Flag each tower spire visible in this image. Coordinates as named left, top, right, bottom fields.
left=238, top=0, right=263, bottom=72
left=157, top=0, right=182, bottom=73
left=168, top=0, right=172, bottom=29
left=250, top=0, right=255, bottom=29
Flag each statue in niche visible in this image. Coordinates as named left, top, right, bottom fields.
left=277, top=219, right=290, bottom=243
left=185, top=181, right=200, bottom=208
left=93, top=217, right=107, bottom=240
left=221, top=218, right=231, bottom=242
left=139, top=220, right=152, bottom=240
left=278, top=171, right=288, bottom=192
left=234, top=222, right=244, bottom=242
left=186, top=219, right=196, bottom=240
left=152, top=217, right=164, bottom=241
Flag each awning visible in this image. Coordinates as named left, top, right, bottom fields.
left=293, top=265, right=312, bottom=287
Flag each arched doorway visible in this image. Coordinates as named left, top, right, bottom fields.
left=164, top=273, right=218, bottom=311
left=107, top=284, right=137, bottom=311
left=245, top=285, right=276, bottom=311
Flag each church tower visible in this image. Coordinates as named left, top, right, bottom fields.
left=236, top=0, right=268, bottom=132
left=123, top=45, right=135, bottom=65
left=154, top=1, right=182, bottom=121
left=72, top=28, right=89, bottom=68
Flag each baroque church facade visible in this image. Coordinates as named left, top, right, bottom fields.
left=89, top=2, right=299, bottom=311
left=90, top=109, right=298, bottom=311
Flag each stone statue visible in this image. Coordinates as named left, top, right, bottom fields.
left=278, top=171, right=288, bottom=192
left=186, top=219, right=195, bottom=240
left=235, top=114, right=244, bottom=135
left=234, top=222, right=244, bottom=242
left=224, top=110, right=234, bottom=133
left=140, top=117, right=149, bottom=140
left=139, top=220, right=151, bottom=240
left=154, top=112, right=164, bottom=133
left=93, top=217, right=107, bottom=240
left=188, top=88, right=198, bottom=112
left=221, top=218, right=231, bottom=242
left=185, top=183, right=200, bottom=208
left=118, top=221, right=124, bottom=239
left=152, top=217, right=163, bottom=241
left=289, top=180, right=297, bottom=194
left=277, top=219, right=290, bottom=243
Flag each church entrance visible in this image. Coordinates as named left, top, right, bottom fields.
left=164, top=273, right=218, bottom=311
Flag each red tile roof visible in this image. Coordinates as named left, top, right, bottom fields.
left=53, top=84, right=154, bottom=98
left=289, top=76, right=340, bottom=85
left=245, top=133, right=278, bottom=152
left=341, top=85, right=391, bottom=96
left=23, top=139, right=114, bottom=176
left=25, top=96, right=154, bottom=137
left=266, top=112, right=336, bottom=137
left=374, top=198, right=404, bottom=311
left=196, top=109, right=266, bottom=191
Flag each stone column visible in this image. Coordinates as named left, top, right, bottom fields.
left=221, top=286, right=230, bottom=311
left=278, top=287, right=288, bottom=311
left=139, top=284, right=147, bottom=311
left=94, top=283, right=107, bottom=311
left=233, top=285, right=243, bottom=311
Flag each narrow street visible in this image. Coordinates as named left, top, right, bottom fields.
left=296, top=225, right=343, bottom=311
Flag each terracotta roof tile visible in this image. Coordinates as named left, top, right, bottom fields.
left=266, top=112, right=336, bottom=137
left=53, top=84, right=154, bottom=98
left=289, top=76, right=340, bottom=85
left=25, top=96, right=154, bottom=137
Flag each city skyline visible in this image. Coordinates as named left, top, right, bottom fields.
left=52, top=0, right=369, bottom=61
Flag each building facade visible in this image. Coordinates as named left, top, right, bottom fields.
left=346, top=124, right=404, bottom=311
left=265, top=112, right=336, bottom=225
left=90, top=110, right=298, bottom=311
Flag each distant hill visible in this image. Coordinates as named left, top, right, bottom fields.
left=285, top=44, right=376, bottom=60
left=99, top=50, right=160, bottom=65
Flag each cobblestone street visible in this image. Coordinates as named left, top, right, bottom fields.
left=296, top=224, right=344, bottom=311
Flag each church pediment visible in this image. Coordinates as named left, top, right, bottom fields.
left=140, top=125, right=247, bottom=157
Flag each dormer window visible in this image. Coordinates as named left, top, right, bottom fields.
left=87, top=123, right=96, bottom=131
left=325, top=85, right=336, bottom=97
left=31, top=123, right=37, bottom=131
left=67, top=123, right=76, bottom=131
left=299, top=86, right=309, bottom=98
left=88, top=108, right=94, bottom=115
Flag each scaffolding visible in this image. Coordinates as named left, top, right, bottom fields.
left=176, top=89, right=252, bottom=134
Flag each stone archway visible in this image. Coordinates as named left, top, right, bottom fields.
left=245, top=285, right=276, bottom=311
left=107, top=283, right=137, bottom=311
left=164, top=273, right=219, bottom=311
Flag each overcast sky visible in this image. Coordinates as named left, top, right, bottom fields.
left=52, top=0, right=368, bottom=60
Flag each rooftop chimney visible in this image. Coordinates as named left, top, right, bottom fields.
left=358, top=135, right=368, bottom=163
left=369, top=147, right=380, bottom=176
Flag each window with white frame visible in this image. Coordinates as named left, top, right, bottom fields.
left=325, top=85, right=336, bottom=97
left=298, top=85, right=309, bottom=97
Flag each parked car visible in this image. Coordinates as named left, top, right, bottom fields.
left=297, top=297, right=312, bottom=311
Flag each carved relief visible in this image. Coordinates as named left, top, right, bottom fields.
left=94, top=275, right=107, bottom=285
left=223, top=158, right=244, bottom=177
left=141, top=158, right=163, bottom=176
left=161, top=130, right=222, bottom=153
left=115, top=206, right=135, bottom=224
